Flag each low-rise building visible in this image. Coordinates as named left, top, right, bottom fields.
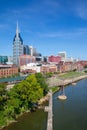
left=0, top=64, right=18, bottom=78
left=58, top=61, right=84, bottom=73
left=48, top=55, right=61, bottom=64
left=20, top=63, right=41, bottom=74
left=41, top=64, right=57, bottom=73
left=20, top=63, right=57, bottom=74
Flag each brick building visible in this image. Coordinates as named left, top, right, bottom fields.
left=41, top=64, right=57, bottom=73
left=48, top=55, right=61, bottom=63
left=0, top=64, right=18, bottom=78
left=58, top=61, right=84, bottom=73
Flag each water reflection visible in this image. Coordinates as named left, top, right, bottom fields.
left=58, top=100, right=65, bottom=111
left=3, top=109, right=47, bottom=130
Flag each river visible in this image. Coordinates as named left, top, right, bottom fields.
left=53, top=78, right=87, bottom=130
left=3, top=109, right=47, bottom=130
left=2, top=78, right=87, bottom=130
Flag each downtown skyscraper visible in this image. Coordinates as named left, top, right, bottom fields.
left=13, top=23, right=23, bottom=66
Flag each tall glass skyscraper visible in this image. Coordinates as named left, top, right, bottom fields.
left=13, top=23, right=23, bottom=66
left=23, top=45, right=30, bottom=55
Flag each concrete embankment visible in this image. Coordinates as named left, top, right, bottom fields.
left=48, top=74, right=87, bottom=87
left=63, top=75, right=87, bottom=85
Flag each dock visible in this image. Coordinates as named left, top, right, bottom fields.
left=45, top=90, right=53, bottom=130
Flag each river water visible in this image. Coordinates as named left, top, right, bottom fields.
left=53, top=78, right=87, bottom=130
left=3, top=109, right=47, bottom=130
left=3, top=78, right=87, bottom=130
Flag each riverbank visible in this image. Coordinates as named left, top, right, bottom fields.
left=1, top=72, right=87, bottom=130
left=39, top=74, right=87, bottom=105
left=0, top=110, right=30, bottom=130
left=62, top=74, right=87, bottom=86
left=46, top=73, right=87, bottom=95
left=47, top=72, right=87, bottom=87
left=0, top=73, right=48, bottom=130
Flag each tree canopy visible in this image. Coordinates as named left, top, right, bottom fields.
left=0, top=83, right=7, bottom=110
left=0, top=73, right=49, bottom=128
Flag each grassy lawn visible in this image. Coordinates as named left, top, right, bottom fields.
left=58, top=71, right=85, bottom=79
left=50, top=86, right=60, bottom=93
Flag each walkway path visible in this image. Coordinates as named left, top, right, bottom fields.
left=45, top=90, right=53, bottom=130
left=47, top=75, right=87, bottom=87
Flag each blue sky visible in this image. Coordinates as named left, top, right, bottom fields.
left=0, top=0, right=87, bottom=59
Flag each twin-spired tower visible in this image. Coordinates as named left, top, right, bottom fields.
left=13, top=23, right=23, bottom=66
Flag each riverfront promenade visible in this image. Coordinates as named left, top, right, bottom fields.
left=45, top=90, right=53, bottom=130
left=45, top=74, right=87, bottom=130
left=47, top=74, right=87, bottom=87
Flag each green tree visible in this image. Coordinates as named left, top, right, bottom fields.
left=84, top=65, right=87, bottom=68
left=45, top=72, right=53, bottom=78
left=26, top=74, right=43, bottom=102
left=0, top=84, right=7, bottom=110
left=4, top=97, right=22, bottom=120
left=35, top=73, right=49, bottom=95
left=7, top=82, right=29, bottom=112
left=7, top=74, right=43, bottom=111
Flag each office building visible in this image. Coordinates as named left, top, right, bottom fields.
left=19, top=55, right=36, bottom=66
left=58, top=51, right=66, bottom=62
left=29, top=46, right=38, bottom=56
left=7, top=56, right=13, bottom=64
left=13, top=23, right=23, bottom=66
left=48, top=55, right=61, bottom=63
left=0, top=56, right=8, bottom=64
left=23, top=45, right=30, bottom=55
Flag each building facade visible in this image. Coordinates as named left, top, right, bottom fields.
left=13, top=23, right=23, bottom=66
left=41, top=64, right=57, bottom=73
left=0, top=56, right=8, bottom=64
left=19, top=55, right=36, bottom=66
left=48, top=55, right=61, bottom=63
left=23, top=45, right=30, bottom=55
left=58, top=51, right=66, bottom=62
left=0, top=64, right=18, bottom=78
left=20, top=63, right=41, bottom=74
left=7, top=56, right=13, bottom=64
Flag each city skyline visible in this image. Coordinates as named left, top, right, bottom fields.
left=0, top=0, right=87, bottom=60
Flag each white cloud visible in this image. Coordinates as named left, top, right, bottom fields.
left=75, top=4, right=87, bottom=19
left=68, top=0, right=87, bottom=20
left=0, top=24, right=4, bottom=28
left=38, top=27, right=87, bottom=38
left=0, top=24, right=9, bottom=29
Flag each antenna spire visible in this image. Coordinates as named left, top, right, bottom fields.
left=16, top=21, right=19, bottom=38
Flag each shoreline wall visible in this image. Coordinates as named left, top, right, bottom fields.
left=64, top=75, right=87, bottom=86
left=48, top=74, right=87, bottom=87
